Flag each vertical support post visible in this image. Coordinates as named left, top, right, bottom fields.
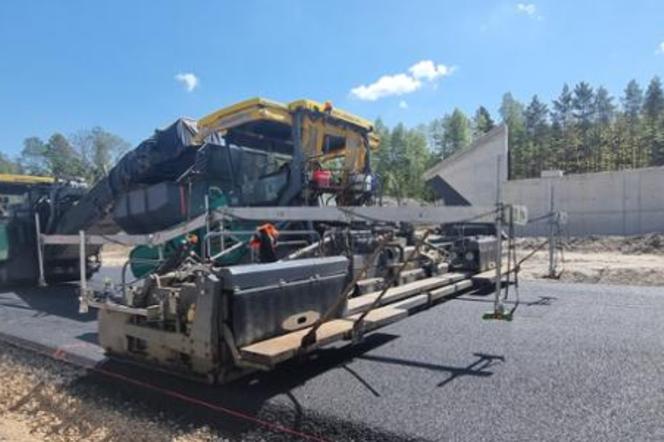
left=493, top=155, right=504, bottom=315
left=220, top=217, right=225, bottom=253
left=204, top=194, right=211, bottom=259
left=548, top=184, right=556, bottom=278
left=34, top=212, right=47, bottom=287
left=78, top=230, right=88, bottom=314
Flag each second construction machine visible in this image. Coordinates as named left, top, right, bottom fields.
left=39, top=98, right=512, bottom=383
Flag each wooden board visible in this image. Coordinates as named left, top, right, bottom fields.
left=348, top=306, right=408, bottom=330
left=399, top=268, right=427, bottom=284
left=345, top=273, right=467, bottom=316
left=240, top=319, right=354, bottom=365
left=240, top=273, right=476, bottom=366
left=388, top=294, right=430, bottom=312
left=430, top=279, right=473, bottom=301
left=242, top=305, right=410, bottom=365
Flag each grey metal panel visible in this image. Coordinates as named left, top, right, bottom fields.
left=225, top=257, right=349, bottom=347
left=217, top=256, right=349, bottom=291
left=42, top=206, right=501, bottom=247
left=214, top=206, right=497, bottom=224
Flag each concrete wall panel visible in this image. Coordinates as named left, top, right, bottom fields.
left=426, top=126, right=664, bottom=236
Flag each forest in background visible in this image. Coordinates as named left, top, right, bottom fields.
left=374, top=75, right=664, bottom=200
left=1, top=76, right=663, bottom=200
left=0, top=127, right=130, bottom=185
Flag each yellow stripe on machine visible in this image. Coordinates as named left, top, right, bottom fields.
left=0, top=174, right=54, bottom=185
left=196, top=97, right=377, bottom=140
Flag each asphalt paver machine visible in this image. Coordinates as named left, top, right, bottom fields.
left=28, top=98, right=522, bottom=383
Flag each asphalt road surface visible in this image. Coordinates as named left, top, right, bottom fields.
left=0, top=270, right=663, bottom=441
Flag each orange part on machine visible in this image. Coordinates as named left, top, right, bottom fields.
left=250, top=223, right=279, bottom=249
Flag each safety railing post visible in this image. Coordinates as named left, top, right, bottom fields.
left=34, top=212, right=47, bottom=287
left=493, top=155, right=504, bottom=315
left=78, top=230, right=88, bottom=314
left=548, top=184, right=556, bottom=278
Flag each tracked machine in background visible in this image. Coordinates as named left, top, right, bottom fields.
left=0, top=174, right=98, bottom=285
left=25, top=98, right=521, bottom=383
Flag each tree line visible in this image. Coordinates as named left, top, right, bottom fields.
left=373, top=75, right=664, bottom=200
left=0, top=127, right=130, bottom=184
left=2, top=76, right=662, bottom=197
left=501, top=76, right=664, bottom=178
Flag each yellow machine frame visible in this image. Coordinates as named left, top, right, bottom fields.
left=196, top=98, right=379, bottom=174
left=0, top=174, right=55, bottom=185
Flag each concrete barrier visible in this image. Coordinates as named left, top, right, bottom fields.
left=425, top=125, right=664, bottom=236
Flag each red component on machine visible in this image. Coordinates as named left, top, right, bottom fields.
left=311, top=169, right=332, bottom=188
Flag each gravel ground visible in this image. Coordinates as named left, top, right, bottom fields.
left=2, top=280, right=664, bottom=441
left=516, top=249, right=664, bottom=286
left=511, top=234, right=664, bottom=286
left=0, top=344, right=224, bottom=441
left=517, top=233, right=664, bottom=255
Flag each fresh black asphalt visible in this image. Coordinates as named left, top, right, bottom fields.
left=0, top=269, right=663, bottom=441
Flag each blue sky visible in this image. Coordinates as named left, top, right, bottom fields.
left=0, top=0, right=662, bottom=155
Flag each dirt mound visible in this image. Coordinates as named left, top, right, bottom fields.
left=557, top=266, right=664, bottom=286
left=516, top=234, right=664, bottom=255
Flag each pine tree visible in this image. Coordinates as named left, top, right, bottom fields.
left=403, top=129, right=431, bottom=198
left=621, top=80, right=644, bottom=168
left=623, top=80, right=644, bottom=121
left=643, top=76, right=664, bottom=121
left=551, top=84, right=576, bottom=172
left=594, top=86, right=616, bottom=170
left=442, top=109, right=471, bottom=156
left=572, top=82, right=595, bottom=171
left=374, top=120, right=435, bottom=202
left=431, top=109, right=471, bottom=159
left=472, top=106, right=495, bottom=138
left=500, top=92, right=527, bottom=178
left=524, top=95, right=550, bottom=176
left=428, top=118, right=445, bottom=154
left=373, top=118, right=395, bottom=199
left=642, top=76, right=664, bottom=165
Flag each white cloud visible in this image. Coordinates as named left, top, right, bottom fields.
left=399, top=100, right=409, bottom=109
left=516, top=3, right=536, bottom=15
left=657, top=41, right=664, bottom=54
left=408, top=60, right=451, bottom=81
left=350, top=60, right=453, bottom=101
left=516, top=3, right=543, bottom=20
left=350, top=73, right=420, bottom=101
left=174, top=72, right=199, bottom=92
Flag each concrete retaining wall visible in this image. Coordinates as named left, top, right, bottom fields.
left=505, top=167, right=664, bottom=236
left=425, top=125, right=664, bottom=236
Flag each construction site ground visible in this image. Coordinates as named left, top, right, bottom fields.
left=1, top=265, right=663, bottom=441
left=515, top=234, right=664, bottom=286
